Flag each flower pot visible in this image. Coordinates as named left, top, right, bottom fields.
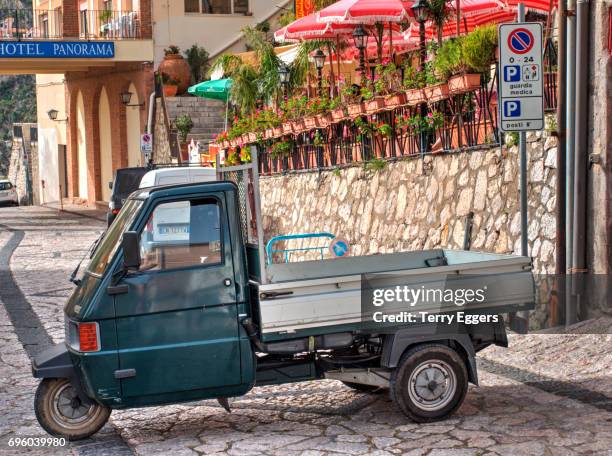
left=347, top=102, right=365, bottom=117
left=163, top=84, right=178, bottom=97
left=229, top=139, right=237, bottom=147
left=331, top=107, right=346, bottom=122
left=405, top=89, right=426, bottom=105
left=159, top=53, right=191, bottom=95
left=294, top=119, right=306, bottom=132
left=384, top=92, right=407, bottom=109
left=240, top=134, right=249, bottom=145
left=424, top=83, right=450, bottom=102
left=282, top=122, right=294, bottom=135
left=222, top=140, right=230, bottom=149
left=448, top=73, right=481, bottom=94
left=364, top=97, right=385, bottom=114
left=247, top=132, right=257, bottom=143
left=273, top=126, right=283, bottom=137
left=265, top=128, right=273, bottom=139
left=304, top=116, right=319, bottom=130
left=316, top=113, right=331, bottom=128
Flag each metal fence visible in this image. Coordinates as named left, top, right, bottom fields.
left=80, top=10, right=141, bottom=39
left=0, top=8, right=142, bottom=40
left=257, top=78, right=500, bottom=176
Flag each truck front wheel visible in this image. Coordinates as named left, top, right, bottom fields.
left=391, top=344, right=468, bottom=423
left=34, top=378, right=111, bottom=440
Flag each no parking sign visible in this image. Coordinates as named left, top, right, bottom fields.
left=498, top=23, right=544, bottom=132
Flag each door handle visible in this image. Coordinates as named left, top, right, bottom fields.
left=223, top=278, right=232, bottom=287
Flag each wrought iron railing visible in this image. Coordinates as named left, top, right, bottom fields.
left=0, top=8, right=142, bottom=40
left=0, top=9, right=62, bottom=39
left=256, top=80, right=500, bottom=176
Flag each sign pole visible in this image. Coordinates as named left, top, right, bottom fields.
left=517, top=3, right=528, bottom=257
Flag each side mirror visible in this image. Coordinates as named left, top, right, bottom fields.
left=122, top=231, right=141, bottom=270
left=108, top=181, right=113, bottom=190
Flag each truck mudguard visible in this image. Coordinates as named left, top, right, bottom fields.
left=381, top=326, right=478, bottom=385
left=32, top=344, right=92, bottom=404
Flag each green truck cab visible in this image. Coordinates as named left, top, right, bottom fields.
left=32, top=158, right=535, bottom=441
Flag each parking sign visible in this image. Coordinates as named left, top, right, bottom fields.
left=498, top=23, right=544, bottom=132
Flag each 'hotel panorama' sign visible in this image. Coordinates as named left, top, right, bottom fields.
left=0, top=41, right=115, bottom=58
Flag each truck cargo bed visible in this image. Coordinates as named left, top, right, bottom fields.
left=257, top=249, right=534, bottom=340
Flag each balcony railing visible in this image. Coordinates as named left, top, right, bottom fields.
left=0, top=9, right=62, bottom=39
left=0, top=8, right=142, bottom=40
left=80, top=10, right=141, bottom=40
left=255, top=82, right=500, bottom=176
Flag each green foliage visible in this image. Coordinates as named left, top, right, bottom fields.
left=278, top=11, right=295, bottom=27
left=461, top=24, right=498, bottom=72
left=433, top=38, right=465, bottom=79
left=255, top=20, right=270, bottom=33
left=230, top=64, right=259, bottom=115
left=208, top=54, right=242, bottom=78
left=332, top=166, right=342, bottom=177
left=174, top=114, right=194, bottom=142
left=270, top=139, right=292, bottom=158
left=366, top=158, right=387, bottom=171
left=184, top=44, right=210, bottom=83
left=505, top=132, right=520, bottom=148
left=403, top=61, right=440, bottom=89
left=164, top=45, right=181, bottom=56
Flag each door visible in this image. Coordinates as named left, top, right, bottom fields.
left=114, top=194, right=242, bottom=397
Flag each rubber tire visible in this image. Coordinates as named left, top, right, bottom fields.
left=34, top=378, right=111, bottom=441
left=391, top=344, right=468, bottom=423
left=342, top=381, right=385, bottom=393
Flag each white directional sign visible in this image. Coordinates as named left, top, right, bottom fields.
left=498, top=22, right=544, bottom=132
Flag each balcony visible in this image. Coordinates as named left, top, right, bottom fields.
left=0, top=8, right=153, bottom=74
left=0, top=8, right=144, bottom=40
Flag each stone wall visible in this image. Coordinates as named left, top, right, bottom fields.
left=260, top=132, right=558, bottom=274
left=7, top=123, right=39, bottom=206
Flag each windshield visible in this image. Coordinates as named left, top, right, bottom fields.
left=0, top=182, right=12, bottom=190
left=114, top=169, right=147, bottom=199
left=87, top=199, right=142, bottom=276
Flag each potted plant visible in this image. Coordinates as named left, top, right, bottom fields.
left=159, top=45, right=191, bottom=94
left=403, top=65, right=428, bottom=105
left=341, top=84, right=364, bottom=117
left=434, top=36, right=482, bottom=95
left=329, top=97, right=346, bottom=121
left=175, top=114, right=194, bottom=143
left=161, top=73, right=179, bottom=97
left=361, top=81, right=385, bottom=114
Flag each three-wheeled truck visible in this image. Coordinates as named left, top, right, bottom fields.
left=32, top=153, right=535, bottom=440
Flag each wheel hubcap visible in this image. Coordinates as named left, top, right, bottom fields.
left=408, top=360, right=457, bottom=411
left=52, top=383, right=96, bottom=427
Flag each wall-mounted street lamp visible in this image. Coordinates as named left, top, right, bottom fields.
left=352, top=25, right=368, bottom=78
left=47, top=109, right=67, bottom=122
left=279, top=62, right=290, bottom=99
left=120, top=91, right=144, bottom=107
left=313, top=49, right=326, bottom=96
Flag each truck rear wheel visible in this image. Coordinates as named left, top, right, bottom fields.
left=34, top=378, right=111, bottom=441
left=391, top=344, right=468, bottom=423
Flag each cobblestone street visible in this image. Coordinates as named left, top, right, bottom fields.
left=0, top=206, right=611, bottom=456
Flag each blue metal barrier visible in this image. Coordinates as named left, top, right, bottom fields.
left=265, top=232, right=335, bottom=264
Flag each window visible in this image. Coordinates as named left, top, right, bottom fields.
left=0, top=182, right=13, bottom=191
left=39, top=13, right=48, bottom=38
left=139, top=199, right=222, bottom=271
left=184, top=0, right=248, bottom=15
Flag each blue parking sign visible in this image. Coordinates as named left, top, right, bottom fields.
left=503, top=100, right=521, bottom=118
left=504, top=65, right=521, bottom=82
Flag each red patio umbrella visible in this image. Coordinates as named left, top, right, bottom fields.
left=504, top=0, right=557, bottom=13
left=317, top=0, right=414, bottom=24
left=403, top=9, right=516, bottom=42
left=273, top=12, right=354, bottom=43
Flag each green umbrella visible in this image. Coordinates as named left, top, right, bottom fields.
left=188, top=78, right=233, bottom=130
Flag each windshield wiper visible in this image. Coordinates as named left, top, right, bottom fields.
left=69, top=231, right=105, bottom=286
